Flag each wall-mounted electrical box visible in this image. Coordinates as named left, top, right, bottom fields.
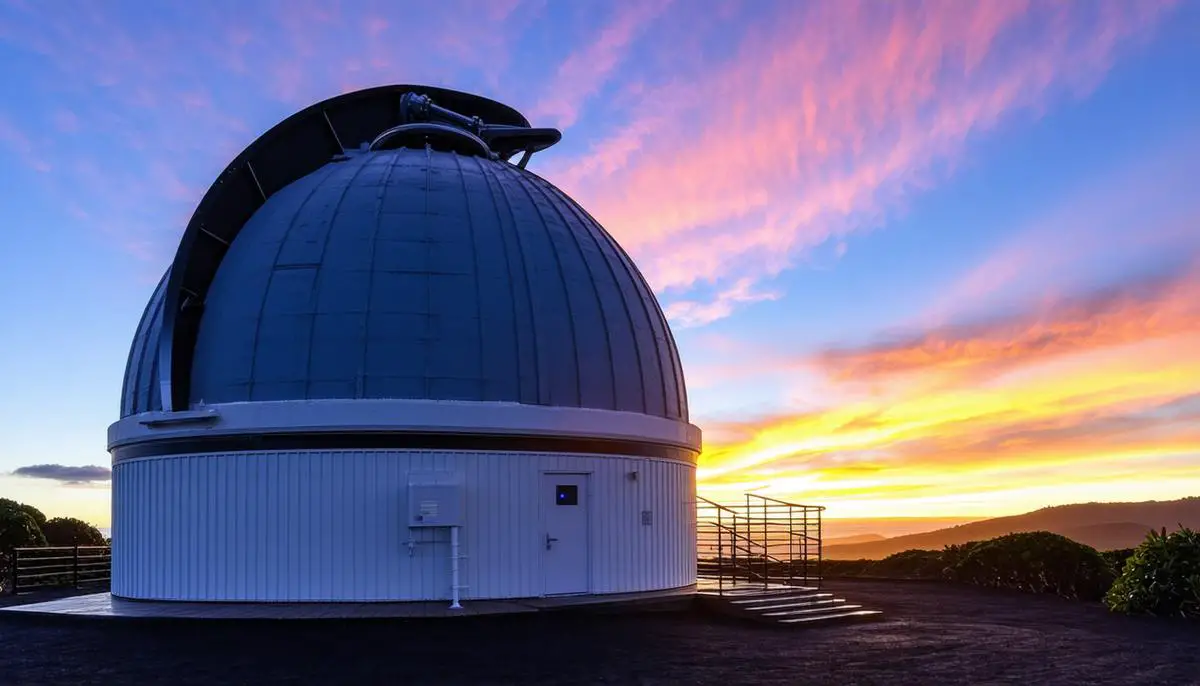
left=408, top=483, right=464, bottom=528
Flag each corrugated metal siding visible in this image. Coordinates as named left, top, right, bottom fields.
left=112, top=451, right=695, bottom=601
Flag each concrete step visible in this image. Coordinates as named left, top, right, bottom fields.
left=753, top=597, right=844, bottom=613
left=777, top=609, right=883, bottom=625
left=762, top=603, right=859, bottom=618
left=734, top=592, right=832, bottom=607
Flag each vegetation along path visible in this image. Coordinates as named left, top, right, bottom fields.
left=1, top=580, right=1197, bottom=685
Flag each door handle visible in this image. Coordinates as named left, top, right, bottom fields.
left=545, top=533, right=559, bottom=550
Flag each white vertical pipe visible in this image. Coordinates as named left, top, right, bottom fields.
left=449, top=525, right=462, bottom=610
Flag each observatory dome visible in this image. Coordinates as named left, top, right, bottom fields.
left=120, top=136, right=685, bottom=422
left=109, top=85, right=699, bottom=605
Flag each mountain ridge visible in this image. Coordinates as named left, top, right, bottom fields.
left=824, top=497, right=1200, bottom=559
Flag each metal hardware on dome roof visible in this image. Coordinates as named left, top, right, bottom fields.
left=151, top=86, right=587, bottom=415
left=369, top=122, right=493, bottom=158
left=396, top=91, right=562, bottom=169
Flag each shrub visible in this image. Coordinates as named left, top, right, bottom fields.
left=41, top=517, right=106, bottom=547
left=1101, top=548, right=1135, bottom=575
left=821, top=559, right=874, bottom=577
left=946, top=531, right=1114, bottom=600
left=0, top=498, right=47, bottom=532
left=0, top=501, right=47, bottom=551
left=1104, top=527, right=1200, bottom=618
left=0, top=501, right=48, bottom=594
left=871, top=549, right=945, bottom=579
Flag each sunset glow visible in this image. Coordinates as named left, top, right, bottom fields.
left=1, top=0, right=1198, bottom=527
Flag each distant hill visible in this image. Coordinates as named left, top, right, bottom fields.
left=825, top=533, right=887, bottom=545
left=824, top=497, right=1200, bottom=560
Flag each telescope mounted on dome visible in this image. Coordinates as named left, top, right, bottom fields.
left=370, top=92, right=561, bottom=169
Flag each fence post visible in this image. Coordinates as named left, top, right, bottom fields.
left=73, top=540, right=80, bottom=590
left=9, top=548, right=16, bottom=595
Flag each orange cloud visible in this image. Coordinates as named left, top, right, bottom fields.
left=817, top=264, right=1200, bottom=384
left=696, top=262, right=1200, bottom=518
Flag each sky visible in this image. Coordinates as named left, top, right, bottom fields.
left=1, top=0, right=1199, bottom=530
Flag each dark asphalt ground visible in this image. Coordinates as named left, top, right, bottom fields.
left=1, top=580, right=1197, bottom=685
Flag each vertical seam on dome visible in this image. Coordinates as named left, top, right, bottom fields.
left=487, top=158, right=544, bottom=403
left=243, top=164, right=338, bottom=403
left=474, top=155, right=526, bottom=403
left=502, top=164, right=583, bottom=408
left=122, top=276, right=159, bottom=415
left=138, top=274, right=169, bottom=413
left=562, top=198, right=678, bottom=420
left=423, top=143, right=433, bottom=399
left=543, top=184, right=649, bottom=416
left=305, top=154, right=376, bottom=400
left=140, top=285, right=166, bottom=412
left=452, top=151, right=486, bottom=400
left=121, top=277, right=157, bottom=412
left=523, top=172, right=615, bottom=410
left=360, top=150, right=401, bottom=399
left=600, top=207, right=682, bottom=419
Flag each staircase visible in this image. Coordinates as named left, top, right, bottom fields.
left=696, top=494, right=882, bottom=627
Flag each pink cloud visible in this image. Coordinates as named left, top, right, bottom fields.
left=928, top=135, right=1200, bottom=324
left=547, top=0, right=1176, bottom=304
left=0, top=115, right=51, bottom=172
left=52, top=109, right=80, bottom=133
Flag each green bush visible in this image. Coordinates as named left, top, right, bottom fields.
left=0, top=501, right=48, bottom=593
left=41, top=517, right=106, bottom=547
left=870, top=549, right=945, bottom=579
left=1101, top=548, right=1135, bottom=575
left=1104, top=527, right=1200, bottom=618
left=823, top=550, right=945, bottom=579
left=821, top=559, right=874, bottom=577
left=946, top=531, right=1114, bottom=600
left=0, top=501, right=47, bottom=551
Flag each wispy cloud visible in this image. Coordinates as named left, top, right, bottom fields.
left=817, top=263, right=1200, bottom=385
left=13, top=464, right=112, bottom=485
left=531, top=0, right=674, bottom=129
left=550, top=0, right=1176, bottom=318
left=0, top=114, right=51, bottom=172
left=665, top=278, right=781, bottom=328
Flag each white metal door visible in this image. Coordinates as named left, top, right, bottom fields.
left=541, top=473, right=589, bottom=595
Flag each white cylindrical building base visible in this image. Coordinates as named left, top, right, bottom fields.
left=111, top=449, right=696, bottom=602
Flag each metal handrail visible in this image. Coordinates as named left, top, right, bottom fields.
left=697, top=493, right=824, bottom=591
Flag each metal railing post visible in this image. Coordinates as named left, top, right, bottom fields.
left=10, top=548, right=17, bottom=595
left=73, top=541, right=80, bottom=590
left=817, top=509, right=823, bottom=589
left=788, top=504, right=794, bottom=587
left=715, top=503, right=724, bottom=594
left=761, top=497, right=768, bottom=588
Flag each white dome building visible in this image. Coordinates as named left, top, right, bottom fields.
left=108, top=85, right=701, bottom=604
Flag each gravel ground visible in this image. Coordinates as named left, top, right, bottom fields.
left=1, top=580, right=1197, bottom=685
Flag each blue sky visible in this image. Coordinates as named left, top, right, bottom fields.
left=1, top=0, right=1199, bottom=526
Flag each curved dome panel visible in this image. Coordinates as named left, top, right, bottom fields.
left=186, top=148, right=689, bottom=421
left=120, top=269, right=169, bottom=416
